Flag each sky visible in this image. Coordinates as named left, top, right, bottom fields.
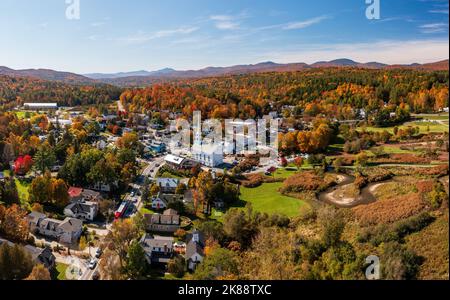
left=0, top=0, right=448, bottom=73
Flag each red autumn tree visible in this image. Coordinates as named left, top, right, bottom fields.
left=14, top=155, right=33, bottom=175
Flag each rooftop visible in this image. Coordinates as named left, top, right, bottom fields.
left=164, top=154, right=185, bottom=165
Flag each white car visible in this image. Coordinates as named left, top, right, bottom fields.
left=88, top=259, right=98, bottom=270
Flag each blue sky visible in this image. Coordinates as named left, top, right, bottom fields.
left=0, top=0, right=448, bottom=73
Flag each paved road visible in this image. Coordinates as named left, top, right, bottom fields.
left=117, top=100, right=126, bottom=113
left=123, top=156, right=165, bottom=218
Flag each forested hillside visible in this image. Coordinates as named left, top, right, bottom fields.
left=120, top=68, right=449, bottom=120
left=0, top=75, right=122, bottom=110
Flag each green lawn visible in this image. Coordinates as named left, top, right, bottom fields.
left=371, top=145, right=419, bottom=155
left=53, top=263, right=68, bottom=280
left=273, top=167, right=298, bottom=179
left=240, top=182, right=307, bottom=218
left=360, top=121, right=448, bottom=135
left=14, top=111, right=35, bottom=120
left=412, top=113, right=449, bottom=121
left=2, top=170, right=30, bottom=204
left=140, top=206, right=156, bottom=215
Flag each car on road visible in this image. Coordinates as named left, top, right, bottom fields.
left=88, top=259, right=98, bottom=270
left=92, top=271, right=100, bottom=280
left=95, top=248, right=103, bottom=258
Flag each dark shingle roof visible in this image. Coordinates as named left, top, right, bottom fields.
left=186, top=240, right=204, bottom=258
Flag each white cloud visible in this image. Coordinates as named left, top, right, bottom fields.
left=282, top=16, right=329, bottom=30
left=117, top=26, right=199, bottom=44
left=257, top=39, right=449, bottom=65
left=209, top=12, right=248, bottom=30
left=91, top=22, right=106, bottom=27
left=429, top=9, right=449, bottom=14
left=419, top=22, right=448, bottom=33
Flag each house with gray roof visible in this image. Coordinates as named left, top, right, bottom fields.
left=144, top=209, right=180, bottom=233
left=64, top=201, right=98, bottom=221
left=140, top=234, right=174, bottom=265
left=185, top=230, right=205, bottom=271
left=27, top=212, right=83, bottom=244
left=0, top=238, right=55, bottom=270
left=151, top=192, right=184, bottom=210
left=156, top=178, right=179, bottom=194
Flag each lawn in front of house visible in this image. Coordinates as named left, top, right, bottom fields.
left=52, top=263, right=68, bottom=280
left=240, top=182, right=307, bottom=218
left=140, top=206, right=156, bottom=215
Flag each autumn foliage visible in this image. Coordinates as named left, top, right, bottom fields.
left=14, top=155, right=33, bottom=175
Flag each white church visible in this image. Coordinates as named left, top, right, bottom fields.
left=191, top=132, right=224, bottom=168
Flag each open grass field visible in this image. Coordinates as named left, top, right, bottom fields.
left=373, top=145, right=421, bottom=155
left=361, top=122, right=448, bottom=135
left=412, top=113, right=449, bottom=121
left=240, top=182, right=307, bottom=218
left=272, top=167, right=298, bottom=179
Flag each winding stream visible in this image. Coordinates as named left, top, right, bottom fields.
left=317, top=173, right=394, bottom=208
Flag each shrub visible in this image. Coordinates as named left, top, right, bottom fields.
left=281, top=171, right=336, bottom=193
left=168, top=255, right=186, bottom=278
left=352, top=193, right=425, bottom=226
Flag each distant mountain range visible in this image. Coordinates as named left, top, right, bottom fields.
left=1, top=58, right=448, bottom=87
left=0, top=66, right=97, bottom=85
left=84, top=68, right=177, bottom=79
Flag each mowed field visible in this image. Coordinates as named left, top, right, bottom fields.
left=359, top=113, right=449, bottom=135
left=240, top=182, right=307, bottom=218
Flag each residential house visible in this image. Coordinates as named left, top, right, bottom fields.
left=89, top=182, right=115, bottom=193
left=24, top=245, right=56, bottom=270
left=156, top=178, right=180, bottom=194
left=27, top=212, right=83, bottom=244
left=68, top=187, right=83, bottom=202
left=140, top=234, right=174, bottom=265
left=151, top=193, right=184, bottom=210
left=68, top=187, right=102, bottom=203
left=0, top=238, right=56, bottom=270
left=144, top=209, right=180, bottom=233
left=81, top=189, right=102, bottom=202
left=64, top=201, right=99, bottom=221
left=185, top=230, right=205, bottom=271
